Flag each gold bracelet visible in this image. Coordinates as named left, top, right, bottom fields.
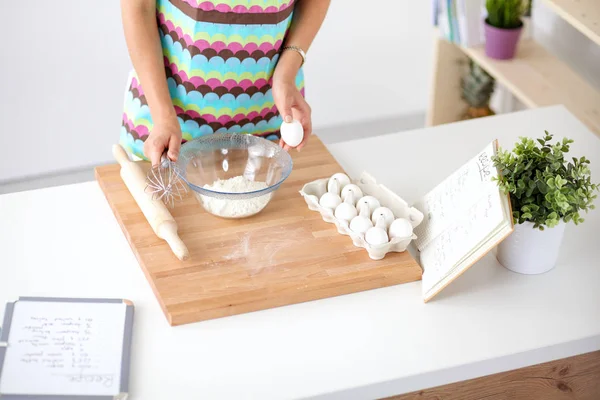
left=282, top=45, right=306, bottom=66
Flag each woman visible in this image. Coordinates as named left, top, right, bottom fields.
left=120, top=0, right=330, bottom=165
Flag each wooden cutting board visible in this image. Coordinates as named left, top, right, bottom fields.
left=95, top=137, right=422, bottom=326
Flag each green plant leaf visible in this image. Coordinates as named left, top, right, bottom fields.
left=536, top=180, right=548, bottom=194
left=493, top=131, right=599, bottom=228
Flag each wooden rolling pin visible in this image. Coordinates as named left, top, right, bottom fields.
left=112, top=144, right=190, bottom=261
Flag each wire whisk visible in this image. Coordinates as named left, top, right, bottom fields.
left=145, top=152, right=188, bottom=208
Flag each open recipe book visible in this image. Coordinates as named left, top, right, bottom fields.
left=413, top=140, right=514, bottom=302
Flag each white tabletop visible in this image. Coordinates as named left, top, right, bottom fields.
left=1, top=106, right=599, bottom=399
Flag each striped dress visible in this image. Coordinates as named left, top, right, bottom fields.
left=120, top=0, right=304, bottom=160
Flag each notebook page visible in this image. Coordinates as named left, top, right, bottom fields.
left=423, top=219, right=512, bottom=302
left=421, top=186, right=505, bottom=297
left=0, top=301, right=126, bottom=396
left=413, top=142, right=497, bottom=251
left=443, top=188, right=513, bottom=279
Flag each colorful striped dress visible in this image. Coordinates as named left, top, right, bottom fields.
left=120, top=0, right=304, bottom=160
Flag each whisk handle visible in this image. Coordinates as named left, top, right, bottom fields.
left=113, top=144, right=133, bottom=166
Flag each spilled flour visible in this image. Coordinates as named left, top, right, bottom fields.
left=199, top=176, right=270, bottom=218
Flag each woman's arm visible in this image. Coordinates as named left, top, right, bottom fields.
left=121, top=0, right=181, bottom=164
left=273, top=0, right=331, bottom=151
left=274, top=0, right=331, bottom=83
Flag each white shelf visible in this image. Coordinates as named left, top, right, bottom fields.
left=426, top=30, right=600, bottom=137
left=461, top=39, right=600, bottom=136
left=541, top=0, right=600, bottom=46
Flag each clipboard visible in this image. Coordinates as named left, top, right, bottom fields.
left=0, top=297, right=134, bottom=400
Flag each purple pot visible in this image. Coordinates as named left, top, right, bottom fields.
left=484, top=20, right=523, bottom=60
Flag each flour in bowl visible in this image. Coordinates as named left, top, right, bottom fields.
left=198, top=176, right=271, bottom=218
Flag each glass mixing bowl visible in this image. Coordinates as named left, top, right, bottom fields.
left=176, top=133, right=293, bottom=219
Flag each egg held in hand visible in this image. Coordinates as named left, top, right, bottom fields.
left=280, top=120, right=304, bottom=148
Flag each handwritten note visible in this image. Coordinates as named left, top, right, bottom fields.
left=413, top=143, right=498, bottom=251
left=421, top=190, right=505, bottom=295
left=0, top=301, right=126, bottom=396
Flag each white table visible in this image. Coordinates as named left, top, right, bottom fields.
left=1, top=106, right=599, bottom=399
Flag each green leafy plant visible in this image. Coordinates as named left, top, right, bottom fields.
left=492, top=132, right=599, bottom=230
left=486, top=0, right=530, bottom=29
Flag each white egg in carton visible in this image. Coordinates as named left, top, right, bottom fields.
left=300, top=172, right=424, bottom=260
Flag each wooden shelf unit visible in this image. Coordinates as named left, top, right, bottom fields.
left=541, top=0, right=600, bottom=46
left=427, top=37, right=600, bottom=137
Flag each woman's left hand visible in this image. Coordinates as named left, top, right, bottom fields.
left=272, top=79, right=312, bottom=151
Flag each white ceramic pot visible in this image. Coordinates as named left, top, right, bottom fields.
left=497, top=221, right=566, bottom=275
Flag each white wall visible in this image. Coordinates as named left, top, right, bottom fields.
left=0, top=1, right=131, bottom=182
left=306, top=1, right=433, bottom=128
left=0, top=1, right=434, bottom=183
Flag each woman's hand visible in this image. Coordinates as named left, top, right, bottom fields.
left=144, top=117, right=182, bottom=166
left=272, top=78, right=312, bottom=151
left=272, top=48, right=312, bottom=151
left=271, top=0, right=330, bottom=150
left=122, top=0, right=182, bottom=165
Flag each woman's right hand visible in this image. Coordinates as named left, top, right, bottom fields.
left=122, top=0, right=182, bottom=165
left=143, top=118, right=182, bottom=166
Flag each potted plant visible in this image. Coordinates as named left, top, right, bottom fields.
left=485, top=0, right=529, bottom=60
left=461, top=60, right=496, bottom=120
left=492, top=132, right=598, bottom=274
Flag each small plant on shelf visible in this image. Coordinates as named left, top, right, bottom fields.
left=486, top=0, right=529, bottom=29
left=484, top=0, right=530, bottom=60
left=461, top=60, right=496, bottom=120
left=492, top=132, right=598, bottom=230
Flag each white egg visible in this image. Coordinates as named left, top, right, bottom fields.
left=280, top=120, right=304, bottom=147
left=328, top=173, right=351, bottom=193
left=350, top=215, right=373, bottom=234
left=356, top=196, right=381, bottom=215
left=335, top=202, right=358, bottom=222
left=388, top=218, right=413, bottom=239
left=335, top=192, right=358, bottom=221
left=319, top=192, right=342, bottom=210
left=365, top=226, right=389, bottom=246
left=371, top=207, right=395, bottom=228
left=341, top=184, right=363, bottom=204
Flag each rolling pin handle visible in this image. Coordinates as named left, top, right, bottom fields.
left=158, top=221, right=190, bottom=261
left=113, top=144, right=133, bottom=166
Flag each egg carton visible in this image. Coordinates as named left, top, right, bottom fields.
left=299, top=172, right=424, bottom=260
